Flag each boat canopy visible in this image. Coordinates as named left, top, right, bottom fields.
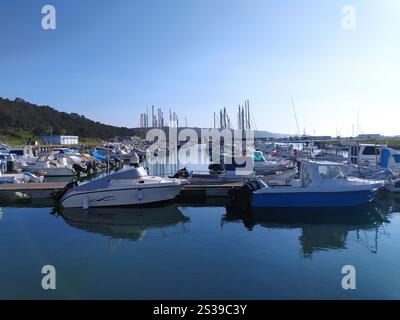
left=91, top=152, right=107, bottom=162
left=253, top=151, right=266, bottom=162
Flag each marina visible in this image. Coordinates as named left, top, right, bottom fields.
left=2, top=0, right=400, bottom=303
left=4, top=129, right=399, bottom=300
left=1, top=140, right=400, bottom=206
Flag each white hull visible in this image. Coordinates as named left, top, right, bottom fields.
left=25, top=165, right=75, bottom=176
left=61, top=184, right=184, bottom=208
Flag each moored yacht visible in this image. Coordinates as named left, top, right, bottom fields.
left=24, top=151, right=75, bottom=176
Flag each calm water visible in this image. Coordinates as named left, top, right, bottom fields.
left=1, top=192, right=400, bottom=300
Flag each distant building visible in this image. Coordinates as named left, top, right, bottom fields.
left=309, top=136, right=332, bottom=141
left=42, top=135, right=79, bottom=145
left=356, top=134, right=382, bottom=140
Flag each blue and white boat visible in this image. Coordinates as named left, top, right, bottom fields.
left=251, top=160, right=384, bottom=208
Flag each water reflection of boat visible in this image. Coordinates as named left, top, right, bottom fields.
left=224, top=204, right=388, bottom=257
left=59, top=205, right=190, bottom=242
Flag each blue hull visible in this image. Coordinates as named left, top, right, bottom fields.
left=252, top=190, right=377, bottom=208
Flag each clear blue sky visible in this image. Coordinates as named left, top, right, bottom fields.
left=1, top=0, right=399, bottom=136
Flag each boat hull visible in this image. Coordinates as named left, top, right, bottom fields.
left=252, top=190, right=377, bottom=208
left=25, top=166, right=75, bottom=177
left=61, top=184, right=184, bottom=208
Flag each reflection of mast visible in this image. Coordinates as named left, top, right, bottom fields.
left=109, top=239, right=123, bottom=253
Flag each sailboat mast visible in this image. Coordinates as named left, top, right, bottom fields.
left=291, top=96, right=301, bottom=137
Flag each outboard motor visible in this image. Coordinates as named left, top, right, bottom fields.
left=169, top=167, right=189, bottom=179
left=52, top=181, right=78, bottom=202
left=72, top=163, right=88, bottom=175
left=208, top=163, right=224, bottom=174
left=6, top=154, right=15, bottom=173
left=85, top=160, right=95, bottom=174
left=228, top=180, right=264, bottom=212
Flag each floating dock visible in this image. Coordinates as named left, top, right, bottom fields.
left=0, top=182, right=68, bottom=201
left=0, top=180, right=244, bottom=203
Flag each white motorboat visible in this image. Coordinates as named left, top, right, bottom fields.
left=0, top=172, right=44, bottom=184
left=11, top=146, right=38, bottom=170
left=25, top=151, right=75, bottom=176
left=252, top=151, right=288, bottom=173
left=59, top=166, right=189, bottom=208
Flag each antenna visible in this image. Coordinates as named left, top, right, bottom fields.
left=357, top=108, right=360, bottom=136
left=291, top=96, right=301, bottom=137
left=247, top=100, right=251, bottom=130
left=214, top=112, right=216, bottom=129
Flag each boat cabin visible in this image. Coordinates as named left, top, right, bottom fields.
left=70, top=167, right=149, bottom=193
left=299, top=160, right=346, bottom=188
left=9, top=146, right=35, bottom=158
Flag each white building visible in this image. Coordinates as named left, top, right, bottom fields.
left=42, top=135, right=79, bottom=145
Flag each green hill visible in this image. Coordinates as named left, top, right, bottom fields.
left=0, top=97, right=135, bottom=143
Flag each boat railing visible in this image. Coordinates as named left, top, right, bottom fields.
left=189, top=169, right=257, bottom=183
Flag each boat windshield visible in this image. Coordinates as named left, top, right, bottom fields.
left=318, top=165, right=345, bottom=179
left=37, top=154, right=49, bottom=161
